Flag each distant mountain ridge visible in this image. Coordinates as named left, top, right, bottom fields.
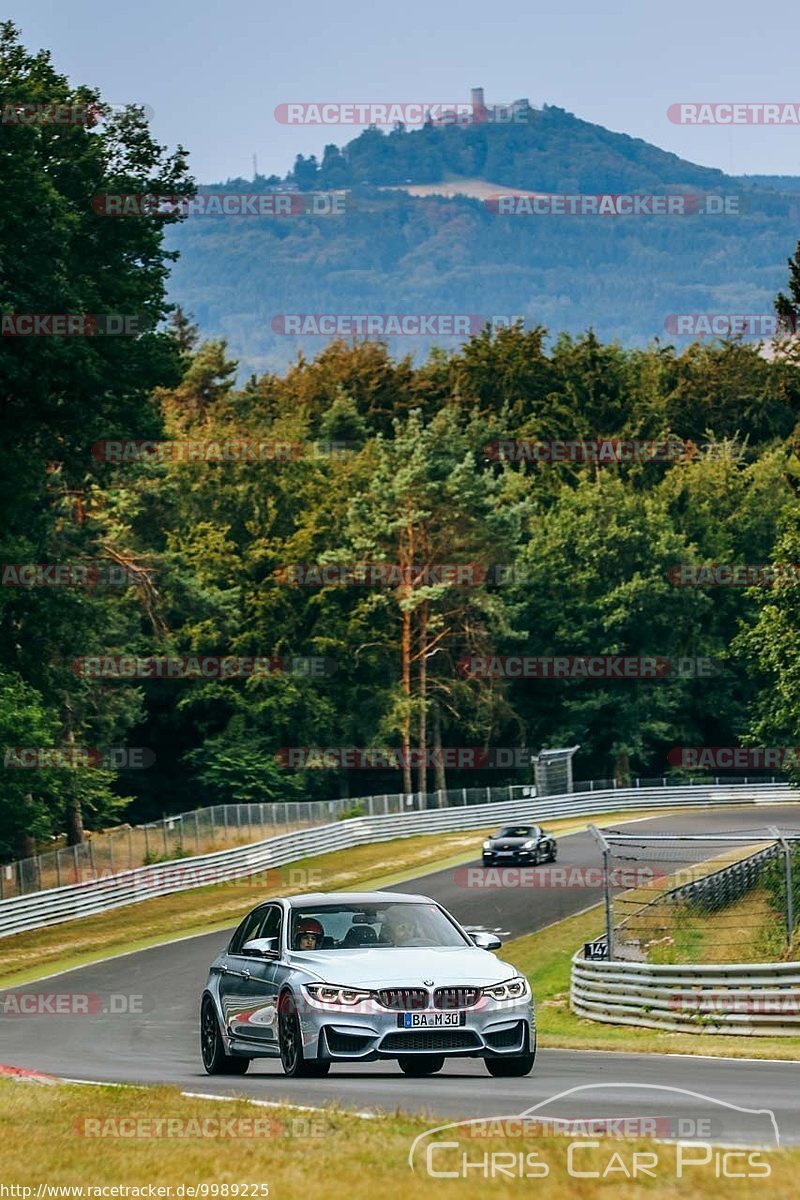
left=166, top=105, right=800, bottom=375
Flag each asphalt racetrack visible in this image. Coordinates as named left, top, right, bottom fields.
left=2, top=805, right=800, bottom=1144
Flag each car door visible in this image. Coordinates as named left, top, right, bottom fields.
left=226, top=904, right=283, bottom=1047
left=218, top=907, right=266, bottom=1037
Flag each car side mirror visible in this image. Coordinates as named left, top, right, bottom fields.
left=471, top=931, right=502, bottom=950
left=241, top=937, right=279, bottom=958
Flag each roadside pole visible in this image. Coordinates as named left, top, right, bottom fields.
left=588, top=823, right=614, bottom=960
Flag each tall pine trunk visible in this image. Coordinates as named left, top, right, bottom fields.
left=432, top=704, right=447, bottom=795
left=416, top=601, right=428, bottom=795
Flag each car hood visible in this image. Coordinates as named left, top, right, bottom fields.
left=285, top=945, right=520, bottom=986
left=490, top=836, right=534, bottom=847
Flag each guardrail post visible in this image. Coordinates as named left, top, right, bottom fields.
left=588, top=824, right=614, bottom=960
left=770, top=826, right=795, bottom=954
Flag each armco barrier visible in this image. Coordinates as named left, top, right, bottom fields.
left=1, top=782, right=798, bottom=938
left=571, top=955, right=800, bottom=1036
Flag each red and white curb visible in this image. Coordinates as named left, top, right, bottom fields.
left=0, top=1063, right=59, bottom=1084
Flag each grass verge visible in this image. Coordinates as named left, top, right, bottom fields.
left=513, top=903, right=800, bottom=1060
left=0, top=1077, right=794, bottom=1198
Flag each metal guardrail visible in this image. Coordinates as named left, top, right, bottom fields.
left=1, top=781, right=798, bottom=939
left=2, top=773, right=785, bottom=900
left=571, top=955, right=800, bottom=1036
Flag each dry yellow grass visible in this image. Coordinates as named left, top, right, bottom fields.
left=0, top=1078, right=796, bottom=1198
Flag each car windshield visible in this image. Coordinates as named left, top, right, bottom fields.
left=288, top=902, right=470, bottom=949
left=497, top=826, right=538, bottom=838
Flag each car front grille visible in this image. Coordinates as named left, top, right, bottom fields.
left=433, top=987, right=481, bottom=1010
left=381, top=1030, right=481, bottom=1052
left=375, top=988, right=429, bottom=1010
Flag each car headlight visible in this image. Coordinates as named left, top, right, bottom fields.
left=482, top=976, right=530, bottom=1002
left=483, top=841, right=493, bottom=850
left=522, top=839, right=536, bottom=848
left=304, top=984, right=371, bottom=1005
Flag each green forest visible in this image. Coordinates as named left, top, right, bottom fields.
left=7, top=24, right=800, bottom=860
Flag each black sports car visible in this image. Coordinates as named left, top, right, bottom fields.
left=482, top=824, right=557, bottom=866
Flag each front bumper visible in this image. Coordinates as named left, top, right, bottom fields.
left=482, top=850, right=536, bottom=864
left=299, top=994, right=535, bottom=1062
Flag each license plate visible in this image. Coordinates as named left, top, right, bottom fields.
left=397, top=1011, right=466, bottom=1028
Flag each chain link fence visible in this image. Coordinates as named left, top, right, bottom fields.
left=0, top=773, right=786, bottom=901
left=590, top=825, right=800, bottom=964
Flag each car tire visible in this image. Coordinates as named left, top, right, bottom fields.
left=201, top=996, right=250, bottom=1075
left=484, top=1053, right=535, bottom=1077
left=548, top=844, right=557, bottom=861
left=398, top=1055, right=445, bottom=1076
left=278, top=992, right=331, bottom=1078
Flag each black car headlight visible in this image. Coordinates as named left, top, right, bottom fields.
left=482, top=977, right=530, bottom=1002
left=304, top=984, right=371, bottom=1005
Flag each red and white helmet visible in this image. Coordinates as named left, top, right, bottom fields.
left=295, top=917, right=323, bottom=947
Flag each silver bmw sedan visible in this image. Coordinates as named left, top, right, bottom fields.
left=200, top=891, right=535, bottom=1079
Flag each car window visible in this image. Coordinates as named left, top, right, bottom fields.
left=257, top=905, right=283, bottom=946
left=498, top=826, right=537, bottom=838
left=229, top=908, right=267, bottom=954
left=288, top=902, right=470, bottom=948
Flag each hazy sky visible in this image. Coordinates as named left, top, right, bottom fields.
left=7, top=0, right=800, bottom=183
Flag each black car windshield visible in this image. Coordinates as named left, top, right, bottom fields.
left=288, top=902, right=470, bottom=949
left=497, top=826, right=539, bottom=838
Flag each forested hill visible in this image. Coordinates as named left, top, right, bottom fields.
left=166, top=108, right=799, bottom=375
left=284, top=105, right=728, bottom=192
